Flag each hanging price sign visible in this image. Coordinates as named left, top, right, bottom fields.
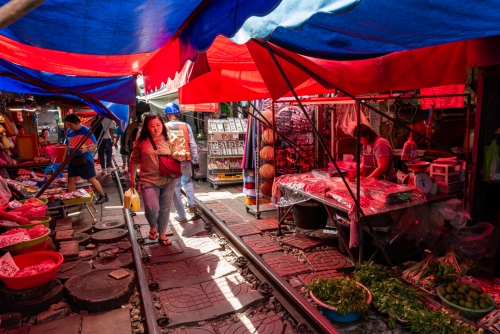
left=0, top=232, right=26, bottom=248
left=0, top=252, right=19, bottom=277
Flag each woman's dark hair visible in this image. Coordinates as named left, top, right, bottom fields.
left=137, top=112, right=168, bottom=142
left=353, top=124, right=378, bottom=144
left=41, top=128, right=49, bottom=135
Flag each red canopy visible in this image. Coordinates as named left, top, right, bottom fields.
left=176, top=36, right=467, bottom=104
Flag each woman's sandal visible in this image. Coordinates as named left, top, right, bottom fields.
left=148, top=231, right=158, bottom=240
left=159, top=238, right=172, bottom=246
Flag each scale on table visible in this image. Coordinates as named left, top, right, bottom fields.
left=397, top=161, right=433, bottom=194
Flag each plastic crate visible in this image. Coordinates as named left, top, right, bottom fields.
left=437, top=181, right=463, bottom=194
left=430, top=163, right=461, bottom=183
left=433, top=172, right=461, bottom=183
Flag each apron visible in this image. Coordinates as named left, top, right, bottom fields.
left=362, top=145, right=389, bottom=181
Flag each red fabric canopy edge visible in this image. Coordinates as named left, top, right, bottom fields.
left=0, top=35, right=156, bottom=76
left=176, top=37, right=467, bottom=104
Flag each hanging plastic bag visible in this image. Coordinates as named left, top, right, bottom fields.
left=490, top=143, right=500, bottom=183
left=123, top=188, right=132, bottom=209
left=434, top=222, right=494, bottom=262
left=401, top=134, right=418, bottom=160
left=339, top=104, right=370, bottom=136
left=131, top=188, right=140, bottom=212
left=484, top=139, right=500, bottom=182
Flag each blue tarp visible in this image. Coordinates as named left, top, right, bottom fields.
left=0, top=0, right=204, bottom=55
left=1, top=0, right=500, bottom=114
left=0, top=58, right=134, bottom=126
left=5, top=0, right=500, bottom=59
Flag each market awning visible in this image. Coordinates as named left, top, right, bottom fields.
left=0, top=59, right=132, bottom=128
left=176, top=36, right=468, bottom=104
left=140, top=89, right=218, bottom=114
left=1, top=0, right=500, bottom=95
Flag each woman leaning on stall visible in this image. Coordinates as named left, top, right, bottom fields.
left=129, top=112, right=185, bottom=246
left=354, top=124, right=397, bottom=182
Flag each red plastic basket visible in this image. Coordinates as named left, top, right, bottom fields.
left=0, top=251, right=63, bottom=290
left=9, top=205, right=48, bottom=219
left=9, top=239, right=48, bottom=256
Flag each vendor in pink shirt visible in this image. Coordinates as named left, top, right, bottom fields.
left=354, top=124, right=397, bottom=182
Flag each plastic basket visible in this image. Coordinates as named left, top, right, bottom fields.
left=309, top=282, right=372, bottom=323
left=1, top=228, right=51, bottom=255
left=436, top=286, right=496, bottom=319
left=62, top=194, right=93, bottom=205
left=0, top=251, right=63, bottom=290
left=333, top=161, right=358, bottom=178
left=3, top=216, right=51, bottom=230
left=9, top=205, right=49, bottom=219
left=18, top=198, right=49, bottom=205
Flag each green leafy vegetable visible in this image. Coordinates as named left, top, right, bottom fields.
left=353, top=262, right=483, bottom=334
left=305, top=277, right=369, bottom=316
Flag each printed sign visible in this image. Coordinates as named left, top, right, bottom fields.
left=0, top=252, right=19, bottom=277
left=420, top=84, right=465, bottom=110
left=0, top=232, right=25, bottom=248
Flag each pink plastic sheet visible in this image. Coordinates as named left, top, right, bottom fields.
left=274, top=173, right=422, bottom=215
left=274, top=173, right=424, bottom=248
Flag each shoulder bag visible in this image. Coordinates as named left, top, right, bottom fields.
left=148, top=135, right=181, bottom=179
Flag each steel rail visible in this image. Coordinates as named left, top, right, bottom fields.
left=113, top=171, right=161, bottom=334
left=194, top=197, right=342, bottom=334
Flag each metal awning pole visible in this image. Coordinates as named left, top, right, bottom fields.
left=465, top=94, right=472, bottom=191
left=263, top=40, right=392, bottom=265
left=355, top=102, right=362, bottom=263
left=261, top=42, right=462, bottom=158
left=0, top=0, right=45, bottom=30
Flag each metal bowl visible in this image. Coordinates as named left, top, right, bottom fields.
left=405, top=161, right=431, bottom=172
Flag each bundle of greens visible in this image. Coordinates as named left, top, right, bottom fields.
left=305, top=277, right=369, bottom=316
left=353, top=262, right=483, bottom=334
left=402, top=250, right=473, bottom=291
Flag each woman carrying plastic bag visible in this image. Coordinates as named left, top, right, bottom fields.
left=123, top=188, right=140, bottom=212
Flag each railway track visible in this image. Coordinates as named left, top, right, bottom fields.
left=114, top=168, right=344, bottom=334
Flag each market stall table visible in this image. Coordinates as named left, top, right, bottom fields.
left=3, top=163, right=52, bottom=178
left=46, top=196, right=97, bottom=223
left=44, top=183, right=97, bottom=222
left=275, top=174, right=460, bottom=265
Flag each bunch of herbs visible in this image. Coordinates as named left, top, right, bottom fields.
left=305, top=277, right=369, bottom=316
left=353, top=262, right=483, bottom=334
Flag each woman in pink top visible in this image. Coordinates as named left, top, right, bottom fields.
left=354, top=124, right=397, bottom=181
left=129, top=112, right=184, bottom=246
